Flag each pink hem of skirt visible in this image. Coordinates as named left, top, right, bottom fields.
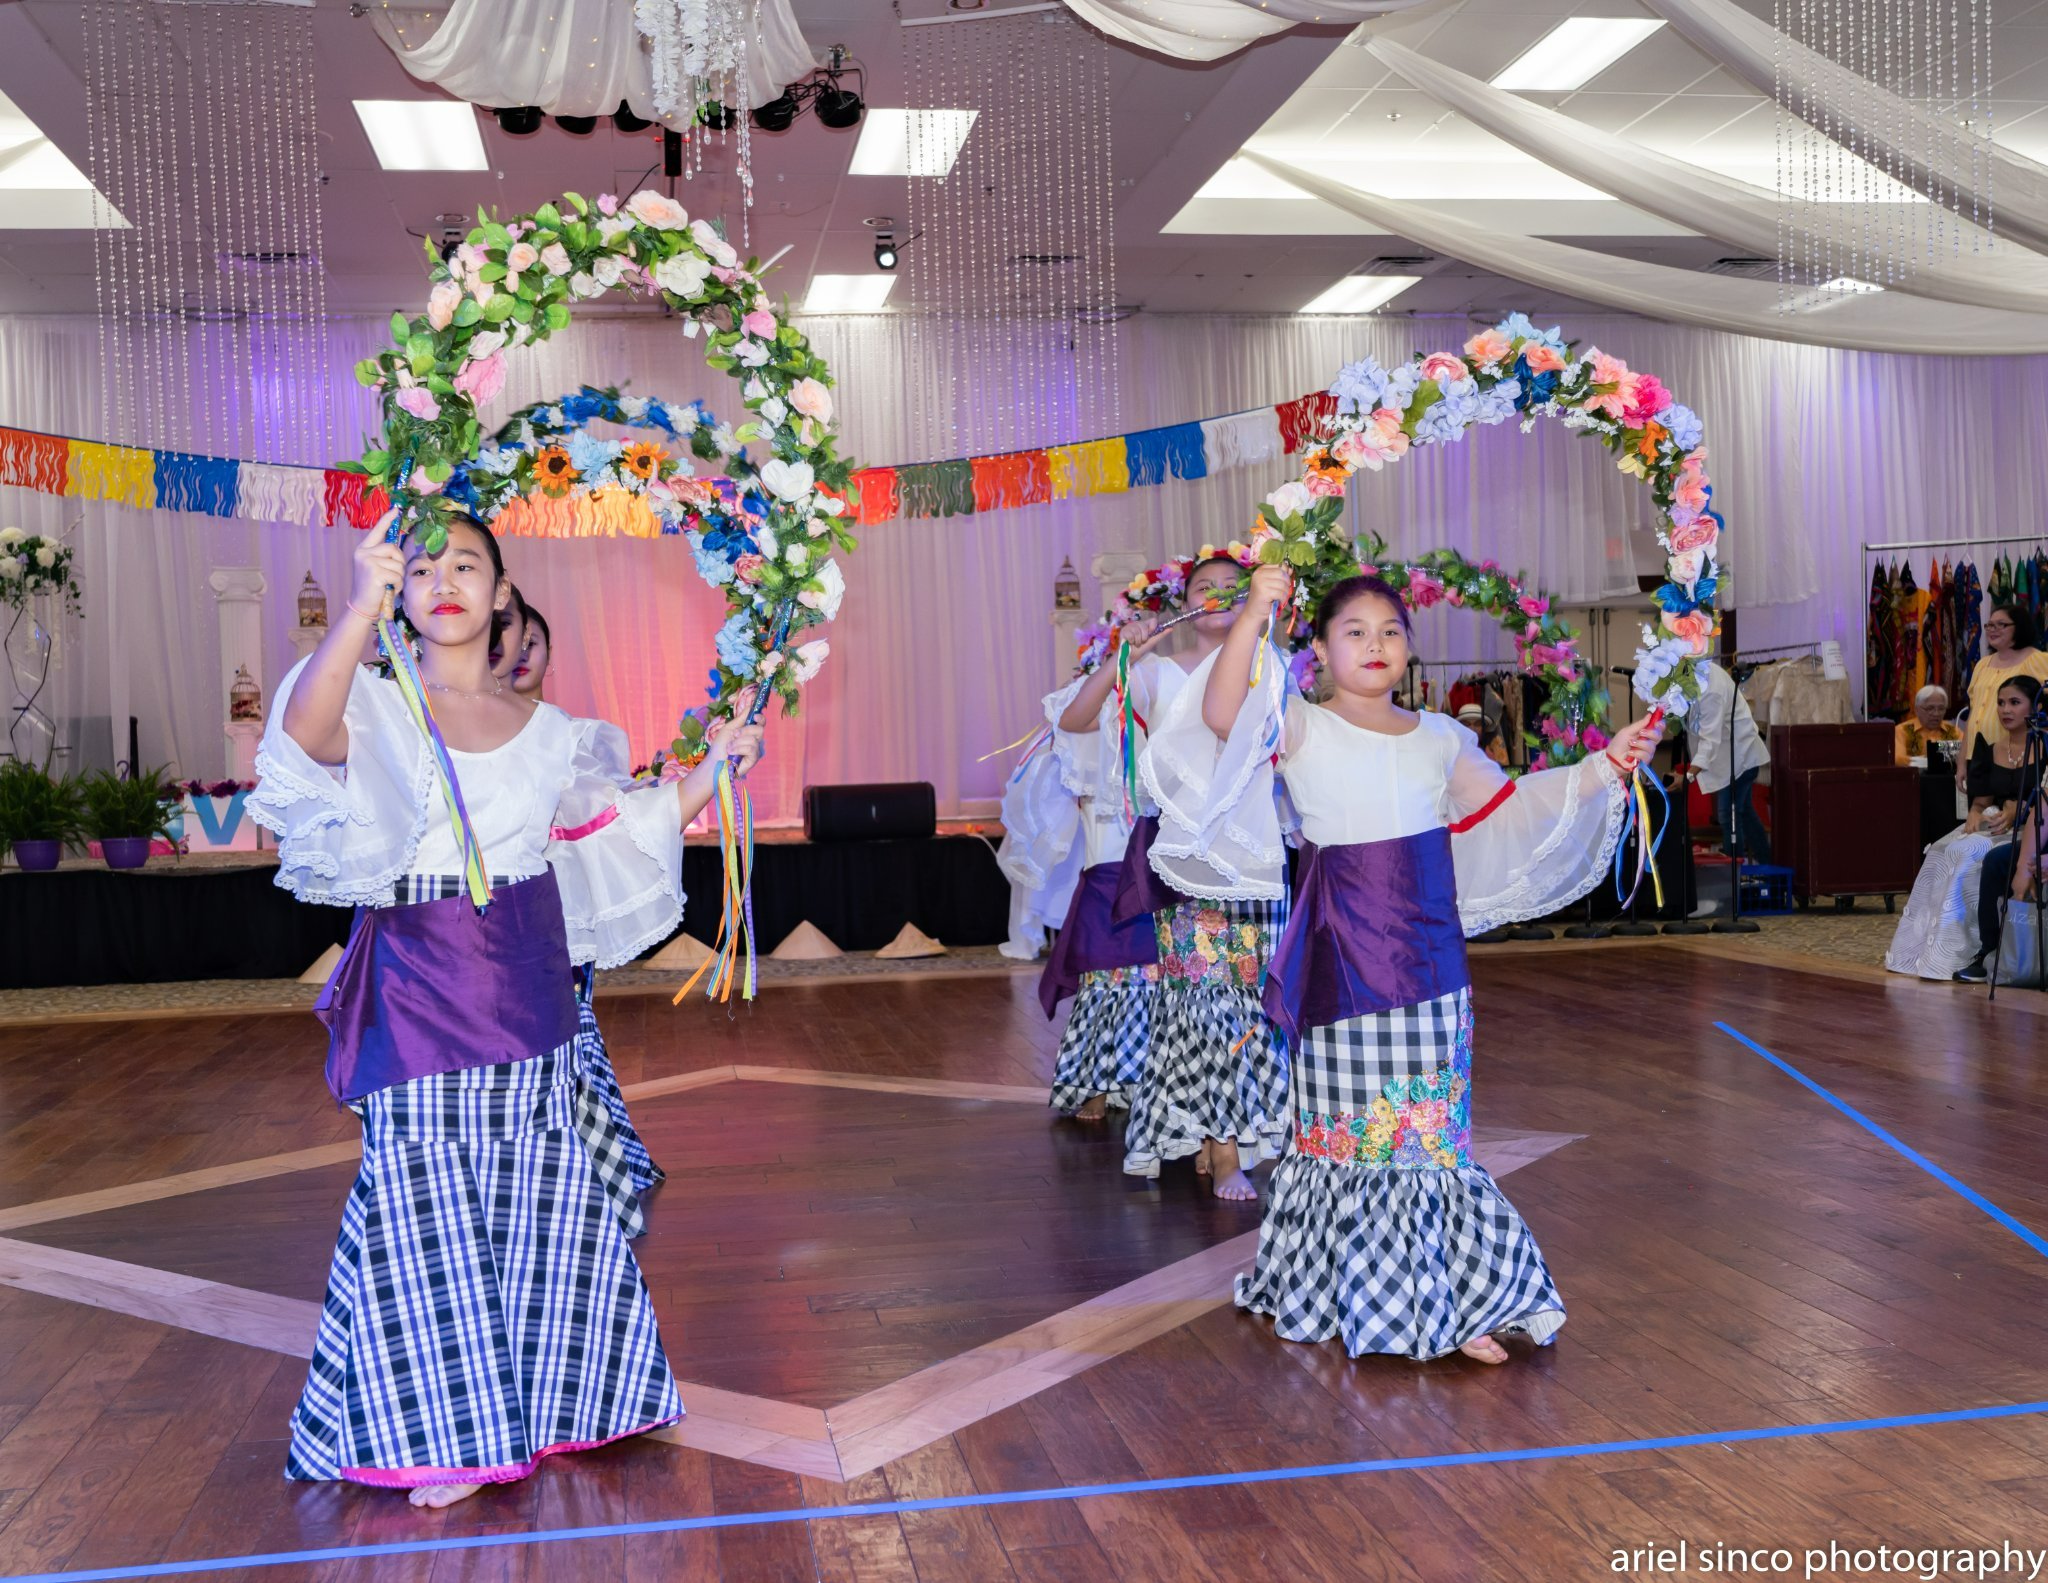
left=338, top=1411, right=684, bottom=1489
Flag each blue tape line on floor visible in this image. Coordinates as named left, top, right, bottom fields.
left=1716, top=1021, right=2048, bottom=1261
left=8, top=1402, right=2047, bottom=1583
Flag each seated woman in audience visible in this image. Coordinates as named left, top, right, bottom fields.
left=1894, top=685, right=1962, bottom=767
left=1956, top=604, right=2048, bottom=790
left=1888, top=674, right=2043, bottom=982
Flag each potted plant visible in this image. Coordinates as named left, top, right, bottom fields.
left=0, top=758, right=81, bottom=870
left=78, top=765, right=180, bottom=870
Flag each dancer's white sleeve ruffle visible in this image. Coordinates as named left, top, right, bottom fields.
left=1139, top=644, right=1292, bottom=902
left=548, top=719, right=687, bottom=969
left=1446, top=725, right=1628, bottom=935
left=997, top=676, right=1089, bottom=941
left=248, top=657, right=434, bottom=907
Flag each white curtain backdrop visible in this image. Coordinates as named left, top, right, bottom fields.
left=3, top=308, right=2046, bottom=816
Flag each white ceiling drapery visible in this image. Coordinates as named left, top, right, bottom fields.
left=1057, top=0, right=1430, bottom=63
left=367, top=0, right=816, bottom=118
left=1245, top=151, right=2048, bottom=356
left=1642, top=0, right=2048, bottom=256
left=1365, top=35, right=2048, bottom=318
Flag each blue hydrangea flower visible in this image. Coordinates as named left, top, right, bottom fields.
left=1471, top=378, right=1521, bottom=427
left=1329, top=357, right=1390, bottom=415
left=1656, top=403, right=1704, bottom=452
left=561, top=390, right=606, bottom=424
left=473, top=444, right=521, bottom=476
left=715, top=613, right=759, bottom=677
left=687, top=531, right=737, bottom=586
left=566, top=431, right=612, bottom=479
left=1498, top=312, right=1565, bottom=352
left=1381, top=362, right=1422, bottom=414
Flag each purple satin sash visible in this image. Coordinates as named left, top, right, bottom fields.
left=1111, top=815, right=1186, bottom=925
left=1260, top=830, right=1471, bottom=1044
left=316, top=869, right=579, bottom=1104
left=1038, top=862, right=1161, bottom=1018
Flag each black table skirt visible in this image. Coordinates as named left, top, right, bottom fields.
left=1, top=835, right=1011, bottom=989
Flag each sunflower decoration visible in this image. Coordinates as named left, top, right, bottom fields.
left=534, top=445, right=580, bottom=498
left=621, top=441, right=667, bottom=483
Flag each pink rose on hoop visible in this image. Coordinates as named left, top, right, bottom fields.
left=1464, top=328, right=1511, bottom=369
left=1335, top=408, right=1409, bottom=471
left=452, top=352, right=506, bottom=407
left=1668, top=517, right=1718, bottom=555
left=1661, top=609, right=1715, bottom=653
left=1521, top=343, right=1568, bottom=374
left=1419, top=351, right=1468, bottom=385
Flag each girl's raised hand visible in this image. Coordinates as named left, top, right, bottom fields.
left=1247, top=563, right=1292, bottom=615
left=1605, top=713, right=1664, bottom=775
left=1118, top=615, right=1165, bottom=654
left=348, top=520, right=406, bottom=622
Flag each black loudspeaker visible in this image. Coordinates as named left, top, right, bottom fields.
left=802, top=782, right=937, bottom=843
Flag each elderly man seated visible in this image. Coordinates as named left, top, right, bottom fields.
left=1895, top=684, right=1963, bottom=767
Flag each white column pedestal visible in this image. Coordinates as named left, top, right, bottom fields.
left=208, top=567, right=267, bottom=780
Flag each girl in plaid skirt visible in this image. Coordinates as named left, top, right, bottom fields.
left=1160, top=567, right=1661, bottom=1363
left=253, top=517, right=760, bottom=1504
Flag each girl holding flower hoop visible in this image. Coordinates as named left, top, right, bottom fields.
left=252, top=515, right=761, bottom=1505
left=1162, top=565, right=1661, bottom=1362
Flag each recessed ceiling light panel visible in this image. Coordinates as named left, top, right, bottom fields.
left=353, top=99, right=489, bottom=171
left=802, top=273, right=898, bottom=313
left=1299, top=273, right=1421, bottom=315
left=849, top=108, right=978, bottom=177
left=1489, top=19, right=1666, bottom=92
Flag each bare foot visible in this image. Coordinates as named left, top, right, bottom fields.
left=1208, top=1141, right=1256, bottom=1200
left=1075, top=1094, right=1108, bottom=1122
left=1459, top=1334, right=1510, bottom=1365
left=1193, top=1139, right=1213, bottom=1177
left=407, top=1482, right=483, bottom=1509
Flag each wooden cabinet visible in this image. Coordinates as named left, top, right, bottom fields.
left=1768, top=723, right=1920, bottom=906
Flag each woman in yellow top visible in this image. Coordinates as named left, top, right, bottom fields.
left=1957, top=603, right=2048, bottom=787
left=1894, top=685, right=1963, bottom=766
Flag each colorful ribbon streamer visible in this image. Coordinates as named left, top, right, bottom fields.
left=674, top=758, right=758, bottom=1006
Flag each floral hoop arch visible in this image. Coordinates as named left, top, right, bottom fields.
left=1249, top=313, right=1722, bottom=718
left=341, top=190, right=858, bottom=731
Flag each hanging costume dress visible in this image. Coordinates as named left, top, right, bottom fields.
left=250, top=660, right=687, bottom=1488
left=1147, top=680, right=1627, bottom=1359
left=1022, top=664, right=1166, bottom=1114
left=1126, top=647, right=1292, bottom=1180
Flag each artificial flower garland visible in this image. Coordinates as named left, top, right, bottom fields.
left=1249, top=313, right=1722, bottom=718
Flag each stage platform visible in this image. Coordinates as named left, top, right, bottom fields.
left=0, top=949, right=2043, bottom=1579
left=0, top=822, right=1011, bottom=990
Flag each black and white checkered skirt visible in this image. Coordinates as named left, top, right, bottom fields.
left=290, top=876, right=682, bottom=1487
left=1233, top=988, right=1565, bottom=1359
left=1123, top=896, right=1290, bottom=1178
left=572, top=969, right=664, bottom=1238
left=1049, top=968, right=1157, bottom=1114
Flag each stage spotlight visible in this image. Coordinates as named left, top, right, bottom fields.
left=698, top=101, right=739, bottom=130
left=611, top=101, right=652, bottom=133
left=752, top=92, right=800, bottom=133
left=554, top=113, right=597, bottom=136
left=815, top=86, right=863, bottom=129
left=874, top=234, right=898, bottom=270
left=494, top=106, right=544, bottom=136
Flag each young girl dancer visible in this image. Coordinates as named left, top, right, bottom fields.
left=1024, top=623, right=1167, bottom=1122
left=1167, top=566, right=1659, bottom=1362
left=492, top=585, right=666, bottom=1233
left=252, top=516, right=760, bottom=1503
left=1120, top=554, right=1291, bottom=1200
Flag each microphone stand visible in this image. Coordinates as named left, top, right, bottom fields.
left=1987, top=697, right=2048, bottom=1001
left=1608, top=666, right=1660, bottom=936
left=1711, top=664, right=1761, bottom=933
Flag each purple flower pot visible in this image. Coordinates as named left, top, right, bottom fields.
left=100, top=836, right=153, bottom=870
left=10, top=839, right=61, bottom=872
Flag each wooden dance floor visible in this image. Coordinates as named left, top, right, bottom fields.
left=0, top=949, right=2044, bottom=1581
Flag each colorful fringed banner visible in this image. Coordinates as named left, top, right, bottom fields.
left=1275, top=392, right=1340, bottom=455
left=971, top=451, right=1054, bottom=513
left=1048, top=438, right=1131, bottom=501
left=153, top=451, right=241, bottom=519
left=0, top=428, right=71, bottom=494
left=1122, top=423, right=1208, bottom=487
left=67, top=442, right=157, bottom=508
left=235, top=462, right=324, bottom=527
left=0, top=387, right=1347, bottom=537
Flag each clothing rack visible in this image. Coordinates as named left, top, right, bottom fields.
left=1858, top=535, right=2045, bottom=719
